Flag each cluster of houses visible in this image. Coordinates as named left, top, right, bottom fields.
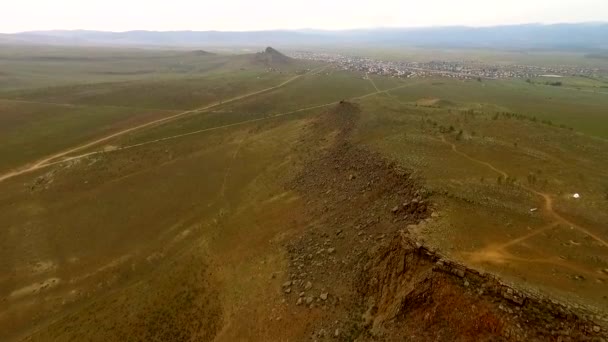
left=289, top=51, right=605, bottom=80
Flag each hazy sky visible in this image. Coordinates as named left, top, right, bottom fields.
left=2, top=0, right=607, bottom=33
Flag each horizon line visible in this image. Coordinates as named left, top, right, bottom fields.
left=3, top=21, right=607, bottom=35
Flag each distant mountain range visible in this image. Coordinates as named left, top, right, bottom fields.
left=1, top=23, right=607, bottom=50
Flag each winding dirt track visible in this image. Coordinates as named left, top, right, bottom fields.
left=524, top=185, right=608, bottom=248
left=34, top=83, right=413, bottom=168
left=440, top=136, right=608, bottom=249
left=0, top=68, right=414, bottom=184
left=0, top=66, right=329, bottom=184
left=438, top=136, right=608, bottom=281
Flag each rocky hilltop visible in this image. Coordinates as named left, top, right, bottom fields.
left=254, top=46, right=293, bottom=67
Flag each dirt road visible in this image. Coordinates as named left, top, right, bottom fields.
left=440, top=136, right=608, bottom=249
left=0, top=66, right=328, bottom=184
left=3, top=81, right=413, bottom=180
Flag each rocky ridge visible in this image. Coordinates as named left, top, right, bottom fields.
left=280, top=101, right=607, bottom=341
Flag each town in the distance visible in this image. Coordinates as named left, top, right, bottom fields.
left=290, top=51, right=607, bottom=80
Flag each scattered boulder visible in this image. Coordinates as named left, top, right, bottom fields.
left=452, top=267, right=465, bottom=278
left=281, top=103, right=608, bottom=341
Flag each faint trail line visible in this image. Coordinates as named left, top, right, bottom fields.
left=465, top=247, right=607, bottom=280
left=384, top=91, right=408, bottom=106
left=41, top=102, right=342, bottom=167
left=309, top=65, right=330, bottom=76
left=220, top=138, right=245, bottom=203
left=352, top=83, right=412, bottom=100
left=366, top=73, right=381, bottom=92
left=440, top=136, right=508, bottom=179
left=526, top=188, right=608, bottom=249
left=383, top=80, right=437, bottom=107
left=15, top=226, right=214, bottom=341
left=498, top=222, right=559, bottom=249
left=0, top=65, right=328, bottom=184
left=438, top=135, right=608, bottom=249
left=18, top=83, right=412, bottom=176
left=0, top=98, right=181, bottom=113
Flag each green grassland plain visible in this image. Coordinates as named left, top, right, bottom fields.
left=0, top=45, right=607, bottom=341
